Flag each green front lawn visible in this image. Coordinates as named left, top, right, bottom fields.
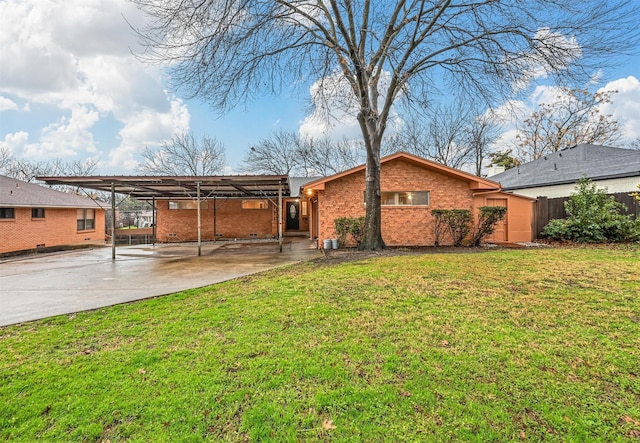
left=1, top=246, right=639, bottom=441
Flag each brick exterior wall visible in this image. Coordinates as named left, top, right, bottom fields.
left=155, top=198, right=278, bottom=242
left=316, top=158, right=476, bottom=246
left=0, top=207, right=106, bottom=254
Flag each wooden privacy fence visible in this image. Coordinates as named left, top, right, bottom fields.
left=533, top=192, right=640, bottom=239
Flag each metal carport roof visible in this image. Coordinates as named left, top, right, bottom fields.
left=36, top=175, right=290, bottom=199
left=37, top=175, right=291, bottom=259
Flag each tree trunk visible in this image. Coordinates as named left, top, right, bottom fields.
left=360, top=125, right=386, bottom=250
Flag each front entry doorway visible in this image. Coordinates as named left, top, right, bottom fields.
left=286, top=201, right=300, bottom=230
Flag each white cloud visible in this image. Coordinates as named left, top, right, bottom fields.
left=23, top=106, right=100, bottom=159
left=1, top=132, right=30, bottom=155
left=0, top=0, right=191, bottom=171
left=106, top=96, right=191, bottom=170
left=0, top=97, right=18, bottom=111
left=598, top=76, right=640, bottom=141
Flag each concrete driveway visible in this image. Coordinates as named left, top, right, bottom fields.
left=0, top=238, right=321, bottom=327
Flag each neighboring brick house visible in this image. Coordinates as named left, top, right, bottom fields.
left=0, top=175, right=105, bottom=255
left=300, top=152, right=535, bottom=246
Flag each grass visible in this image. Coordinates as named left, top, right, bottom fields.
left=1, top=245, right=639, bottom=442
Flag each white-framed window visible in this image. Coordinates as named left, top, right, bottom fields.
left=77, top=208, right=95, bottom=230
left=381, top=191, right=430, bottom=206
left=242, top=199, right=269, bottom=209
left=168, top=200, right=209, bottom=210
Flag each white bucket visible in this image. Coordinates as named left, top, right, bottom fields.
left=323, top=239, right=332, bottom=249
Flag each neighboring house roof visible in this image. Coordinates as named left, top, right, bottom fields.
left=301, top=151, right=501, bottom=192
left=0, top=175, right=102, bottom=209
left=289, top=176, right=323, bottom=197
left=491, top=144, right=640, bottom=190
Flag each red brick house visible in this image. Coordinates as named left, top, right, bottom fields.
left=0, top=175, right=105, bottom=255
left=152, top=176, right=319, bottom=243
left=300, top=152, right=535, bottom=246
left=155, top=197, right=279, bottom=242
left=36, top=154, right=534, bottom=248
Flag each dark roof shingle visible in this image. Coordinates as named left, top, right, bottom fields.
left=0, top=176, right=102, bottom=208
left=491, top=144, right=640, bottom=190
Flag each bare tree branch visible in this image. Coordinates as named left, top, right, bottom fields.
left=0, top=146, right=13, bottom=173
left=241, top=130, right=364, bottom=176
left=392, top=103, right=497, bottom=174
left=138, top=132, right=226, bottom=175
left=515, top=88, right=622, bottom=161
left=240, top=130, right=301, bottom=175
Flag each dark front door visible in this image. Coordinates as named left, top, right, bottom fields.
left=286, top=201, right=299, bottom=230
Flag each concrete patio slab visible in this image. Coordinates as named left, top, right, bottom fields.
left=0, top=238, right=321, bottom=327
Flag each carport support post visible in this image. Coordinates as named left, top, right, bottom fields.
left=278, top=182, right=283, bottom=253
left=197, top=181, right=202, bottom=256
left=213, top=196, right=217, bottom=242
left=152, top=196, right=156, bottom=246
left=111, top=182, right=116, bottom=261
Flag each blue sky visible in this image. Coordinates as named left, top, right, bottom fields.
left=1, top=0, right=639, bottom=175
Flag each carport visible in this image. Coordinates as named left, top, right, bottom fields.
left=37, top=175, right=290, bottom=260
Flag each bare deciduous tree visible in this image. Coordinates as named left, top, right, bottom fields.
left=1, top=155, right=99, bottom=184
left=242, top=130, right=364, bottom=176
left=241, top=130, right=301, bottom=175
left=139, top=132, right=226, bottom=176
left=397, top=104, right=476, bottom=170
left=468, top=113, right=500, bottom=177
left=392, top=104, right=498, bottom=175
left=304, top=137, right=365, bottom=176
left=0, top=146, right=13, bottom=173
left=133, top=0, right=638, bottom=249
left=515, top=88, right=622, bottom=162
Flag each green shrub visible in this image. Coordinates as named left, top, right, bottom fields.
left=445, top=209, right=472, bottom=246
left=333, top=216, right=366, bottom=247
left=349, top=216, right=366, bottom=247
left=431, top=209, right=472, bottom=246
left=334, top=217, right=351, bottom=245
left=542, top=178, right=639, bottom=243
left=540, top=218, right=570, bottom=240
left=431, top=209, right=448, bottom=246
left=471, top=206, right=507, bottom=246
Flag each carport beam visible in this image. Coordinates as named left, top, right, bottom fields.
left=111, top=182, right=116, bottom=261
